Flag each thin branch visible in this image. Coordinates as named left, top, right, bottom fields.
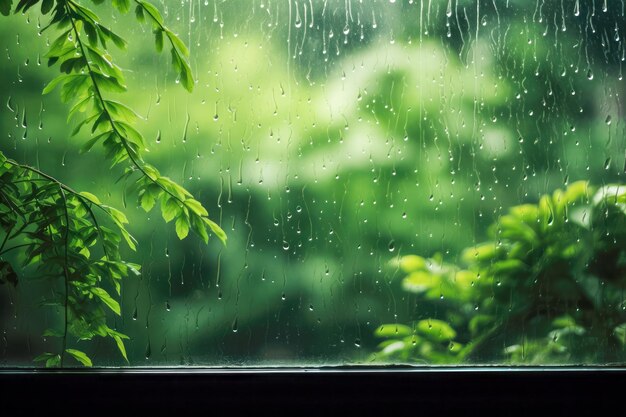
left=59, top=186, right=70, bottom=368
left=0, top=224, right=14, bottom=254
left=0, top=243, right=34, bottom=256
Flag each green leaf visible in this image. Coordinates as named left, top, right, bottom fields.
left=60, top=74, right=91, bottom=103
left=67, top=95, right=93, bottom=124
left=140, top=189, right=156, bottom=212
left=184, top=199, right=208, bottom=217
left=397, top=255, right=427, bottom=273
left=40, top=0, right=53, bottom=15
left=104, top=100, right=139, bottom=123
left=33, top=352, right=56, bottom=362
left=43, top=328, right=64, bottom=337
left=80, top=131, right=111, bottom=153
left=91, top=287, right=121, bottom=315
left=105, top=206, right=129, bottom=224
left=115, top=121, right=145, bottom=147
left=154, top=28, right=164, bottom=52
left=166, top=30, right=190, bottom=57
left=179, top=59, right=194, bottom=92
left=416, top=319, right=457, bottom=342
left=203, top=218, right=227, bottom=245
left=175, top=215, right=190, bottom=240
left=34, top=353, right=61, bottom=367
left=71, top=2, right=99, bottom=23
left=86, top=46, right=124, bottom=80
left=119, top=227, right=137, bottom=251
left=191, top=215, right=208, bottom=244
left=78, top=191, right=101, bottom=205
left=374, top=324, right=413, bottom=338
left=46, top=355, right=61, bottom=368
left=65, top=349, right=93, bottom=367
left=402, top=271, right=440, bottom=294
left=112, top=334, right=128, bottom=362
left=112, top=0, right=130, bottom=13
left=15, top=0, right=38, bottom=14
left=92, top=71, right=127, bottom=93
left=143, top=164, right=160, bottom=180
left=135, top=4, right=144, bottom=22
left=84, top=20, right=98, bottom=46
left=138, top=0, right=164, bottom=25
left=96, top=25, right=128, bottom=50
left=161, top=197, right=180, bottom=223
left=42, top=74, right=70, bottom=95
left=0, top=0, right=12, bottom=16
left=44, top=29, right=73, bottom=58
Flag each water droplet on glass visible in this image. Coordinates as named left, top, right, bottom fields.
left=145, top=342, right=152, bottom=359
left=232, top=317, right=238, bottom=333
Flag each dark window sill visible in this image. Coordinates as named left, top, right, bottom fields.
left=1, top=366, right=623, bottom=412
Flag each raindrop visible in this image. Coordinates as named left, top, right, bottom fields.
left=232, top=317, right=238, bottom=333
left=295, top=16, right=302, bottom=28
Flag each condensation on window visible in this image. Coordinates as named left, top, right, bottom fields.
left=1, top=0, right=625, bottom=366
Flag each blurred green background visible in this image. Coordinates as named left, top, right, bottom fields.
left=0, top=0, right=624, bottom=366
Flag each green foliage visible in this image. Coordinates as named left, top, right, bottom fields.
left=376, top=181, right=626, bottom=364
left=0, top=151, right=138, bottom=366
left=0, top=0, right=226, bottom=366
left=38, top=0, right=224, bottom=245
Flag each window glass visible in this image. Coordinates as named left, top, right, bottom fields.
left=1, top=0, right=625, bottom=367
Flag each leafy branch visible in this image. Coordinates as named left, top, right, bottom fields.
left=40, top=0, right=225, bottom=244
left=0, top=0, right=226, bottom=366
left=375, top=182, right=626, bottom=364
left=1, top=152, right=138, bottom=367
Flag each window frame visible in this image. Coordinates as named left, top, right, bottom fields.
left=1, top=367, right=623, bottom=412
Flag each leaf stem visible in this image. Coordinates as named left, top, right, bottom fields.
left=0, top=243, right=33, bottom=256
left=59, top=187, right=70, bottom=368
left=0, top=224, right=14, bottom=254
